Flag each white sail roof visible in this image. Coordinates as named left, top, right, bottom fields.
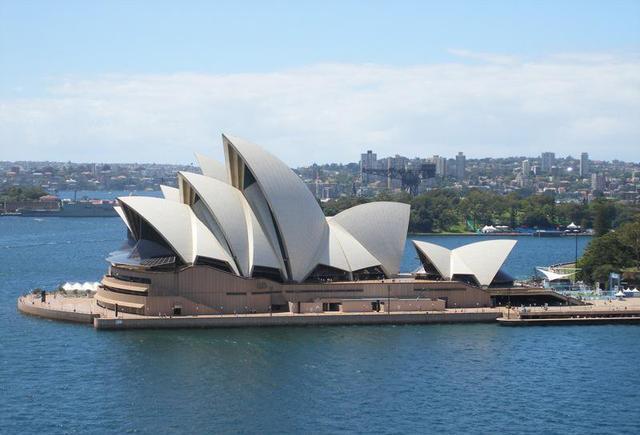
left=453, top=240, right=517, bottom=287
left=223, top=134, right=329, bottom=282
left=178, top=171, right=282, bottom=277
left=113, top=205, right=133, bottom=233
left=413, top=239, right=517, bottom=287
left=412, top=240, right=451, bottom=278
left=312, top=220, right=382, bottom=274
left=327, top=220, right=381, bottom=272
left=117, top=196, right=237, bottom=273
left=331, top=202, right=410, bottom=277
left=160, top=185, right=180, bottom=202
left=112, top=134, right=410, bottom=284
left=195, top=152, right=228, bottom=182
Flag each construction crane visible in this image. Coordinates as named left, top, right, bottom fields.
left=361, top=163, right=436, bottom=196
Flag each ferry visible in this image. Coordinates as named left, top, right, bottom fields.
left=18, top=199, right=118, bottom=217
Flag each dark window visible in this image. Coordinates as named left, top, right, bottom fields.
left=270, top=304, right=289, bottom=312
left=451, top=274, right=479, bottom=287
left=252, top=266, right=284, bottom=283
left=243, top=166, right=257, bottom=188
left=322, top=302, right=341, bottom=312
left=111, top=274, right=151, bottom=284
left=352, top=266, right=386, bottom=281
left=305, top=265, right=349, bottom=283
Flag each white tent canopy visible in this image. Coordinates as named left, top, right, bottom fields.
left=536, top=267, right=576, bottom=281
left=61, top=282, right=100, bottom=291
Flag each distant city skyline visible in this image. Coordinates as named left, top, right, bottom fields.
left=1, top=1, right=639, bottom=164
left=2, top=149, right=637, bottom=168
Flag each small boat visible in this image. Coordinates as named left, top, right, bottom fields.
left=533, top=230, right=564, bottom=237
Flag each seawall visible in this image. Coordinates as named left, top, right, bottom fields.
left=17, top=296, right=97, bottom=324
left=93, top=311, right=500, bottom=330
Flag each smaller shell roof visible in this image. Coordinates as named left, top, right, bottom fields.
left=413, top=239, right=517, bottom=287
left=117, top=196, right=236, bottom=273
left=412, top=240, right=451, bottom=278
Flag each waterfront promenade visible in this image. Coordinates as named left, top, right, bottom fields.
left=18, top=292, right=502, bottom=329
left=17, top=292, right=640, bottom=329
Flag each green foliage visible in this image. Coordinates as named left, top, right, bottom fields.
left=592, top=199, right=617, bottom=236
left=321, top=196, right=371, bottom=216
left=0, top=186, right=49, bottom=202
left=321, top=189, right=638, bottom=235
left=520, top=195, right=556, bottom=228
left=578, top=218, right=640, bottom=285
left=409, top=189, right=460, bottom=233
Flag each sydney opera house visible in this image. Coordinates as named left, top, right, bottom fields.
left=96, top=135, right=518, bottom=316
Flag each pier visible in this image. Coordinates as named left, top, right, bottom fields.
left=497, top=298, right=640, bottom=326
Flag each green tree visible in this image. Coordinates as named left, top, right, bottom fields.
left=458, top=189, right=496, bottom=230
left=591, top=199, right=616, bottom=237
left=578, top=217, right=640, bottom=284
left=618, top=220, right=640, bottom=269
left=520, top=195, right=556, bottom=228
left=0, top=186, right=49, bottom=201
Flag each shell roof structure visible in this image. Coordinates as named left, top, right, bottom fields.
left=113, top=134, right=410, bottom=283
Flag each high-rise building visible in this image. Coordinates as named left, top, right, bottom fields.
left=447, top=158, right=457, bottom=177
left=360, top=150, right=377, bottom=184
left=591, top=173, right=605, bottom=192
left=522, top=159, right=531, bottom=176
left=456, top=152, right=466, bottom=180
left=384, top=155, right=408, bottom=189
left=580, top=152, right=590, bottom=177
left=433, top=155, right=447, bottom=178
left=540, top=152, right=555, bottom=173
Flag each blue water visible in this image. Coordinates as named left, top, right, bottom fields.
left=1, top=216, right=638, bottom=434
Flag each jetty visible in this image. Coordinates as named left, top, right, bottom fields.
left=497, top=298, right=640, bottom=326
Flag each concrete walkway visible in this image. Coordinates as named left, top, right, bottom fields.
left=17, top=292, right=640, bottom=329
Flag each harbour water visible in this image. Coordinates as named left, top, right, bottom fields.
left=1, top=216, right=639, bottom=434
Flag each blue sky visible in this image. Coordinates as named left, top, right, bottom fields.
left=1, top=0, right=639, bottom=164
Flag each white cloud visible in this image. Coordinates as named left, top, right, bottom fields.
left=1, top=52, right=639, bottom=165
